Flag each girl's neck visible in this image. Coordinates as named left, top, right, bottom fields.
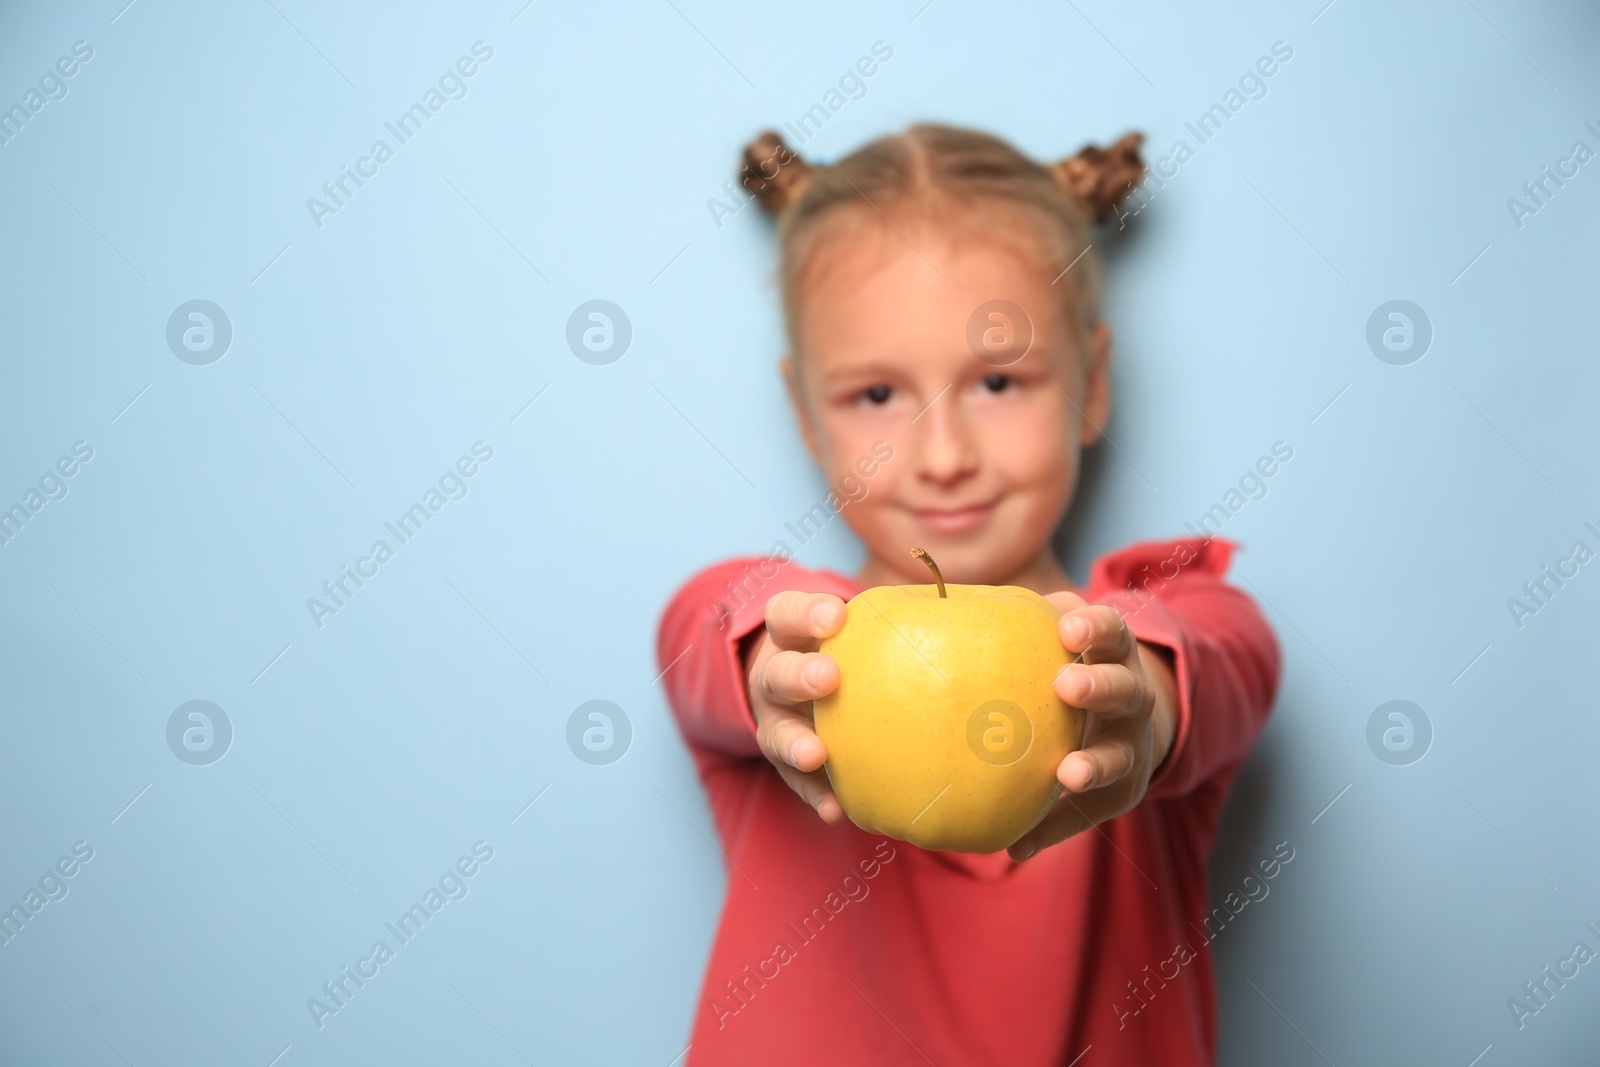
left=855, top=548, right=1075, bottom=596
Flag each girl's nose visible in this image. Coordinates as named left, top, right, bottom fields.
left=914, top=391, right=980, bottom=488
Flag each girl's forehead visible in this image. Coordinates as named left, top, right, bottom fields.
left=792, top=219, right=1077, bottom=359
left=798, top=202, right=1059, bottom=289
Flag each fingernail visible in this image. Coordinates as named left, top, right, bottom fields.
left=1013, top=845, right=1035, bottom=861
left=810, top=603, right=833, bottom=630
left=803, top=660, right=822, bottom=687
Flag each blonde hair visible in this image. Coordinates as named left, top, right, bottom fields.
left=739, top=124, right=1145, bottom=353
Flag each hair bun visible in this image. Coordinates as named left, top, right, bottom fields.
left=740, top=131, right=814, bottom=214
left=1051, top=132, right=1146, bottom=223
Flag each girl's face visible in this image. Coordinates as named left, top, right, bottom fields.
left=783, top=214, right=1112, bottom=589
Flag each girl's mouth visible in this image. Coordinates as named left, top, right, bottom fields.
left=910, top=499, right=1000, bottom=536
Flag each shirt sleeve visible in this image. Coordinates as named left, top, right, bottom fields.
left=654, top=555, right=859, bottom=761
left=1086, top=536, right=1281, bottom=802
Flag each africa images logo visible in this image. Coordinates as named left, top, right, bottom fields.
left=166, top=300, right=233, bottom=365
left=305, top=841, right=495, bottom=1030
left=707, top=840, right=897, bottom=1030
left=305, top=42, right=494, bottom=230
left=166, top=700, right=232, bottom=766
left=305, top=442, right=494, bottom=629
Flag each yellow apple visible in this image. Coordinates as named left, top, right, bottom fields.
left=814, top=549, right=1085, bottom=854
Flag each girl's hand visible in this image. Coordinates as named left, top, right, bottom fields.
left=1006, top=593, right=1179, bottom=862
left=742, top=590, right=849, bottom=823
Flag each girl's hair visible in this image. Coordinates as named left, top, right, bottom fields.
left=738, top=124, right=1145, bottom=351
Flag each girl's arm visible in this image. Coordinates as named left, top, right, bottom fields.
left=1008, top=536, right=1280, bottom=860
left=1087, top=536, right=1282, bottom=803
left=654, top=556, right=856, bottom=759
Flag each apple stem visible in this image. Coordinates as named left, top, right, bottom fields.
left=910, top=547, right=946, bottom=598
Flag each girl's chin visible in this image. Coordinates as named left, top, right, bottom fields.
left=869, top=533, right=992, bottom=582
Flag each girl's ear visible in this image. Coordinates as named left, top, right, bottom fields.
left=781, top=355, right=824, bottom=466
left=1078, top=322, right=1113, bottom=447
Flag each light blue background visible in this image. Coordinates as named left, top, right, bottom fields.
left=1, top=1, right=1596, bottom=1064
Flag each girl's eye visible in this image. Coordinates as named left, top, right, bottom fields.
left=981, top=373, right=1012, bottom=393
left=861, top=384, right=892, bottom=405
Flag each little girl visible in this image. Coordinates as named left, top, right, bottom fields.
left=656, top=123, right=1281, bottom=1066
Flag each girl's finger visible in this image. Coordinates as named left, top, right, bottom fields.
left=773, top=761, right=844, bottom=823
left=1059, top=734, right=1138, bottom=793
left=1059, top=605, right=1134, bottom=663
left=759, top=649, right=839, bottom=707
left=755, top=702, right=828, bottom=772
left=1008, top=783, right=1137, bottom=860
left=1006, top=791, right=1093, bottom=861
left=764, top=591, right=847, bottom=650
left=1054, top=662, right=1149, bottom=718
left=1044, top=590, right=1090, bottom=616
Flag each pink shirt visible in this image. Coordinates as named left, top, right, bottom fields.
left=655, top=536, right=1281, bottom=1065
